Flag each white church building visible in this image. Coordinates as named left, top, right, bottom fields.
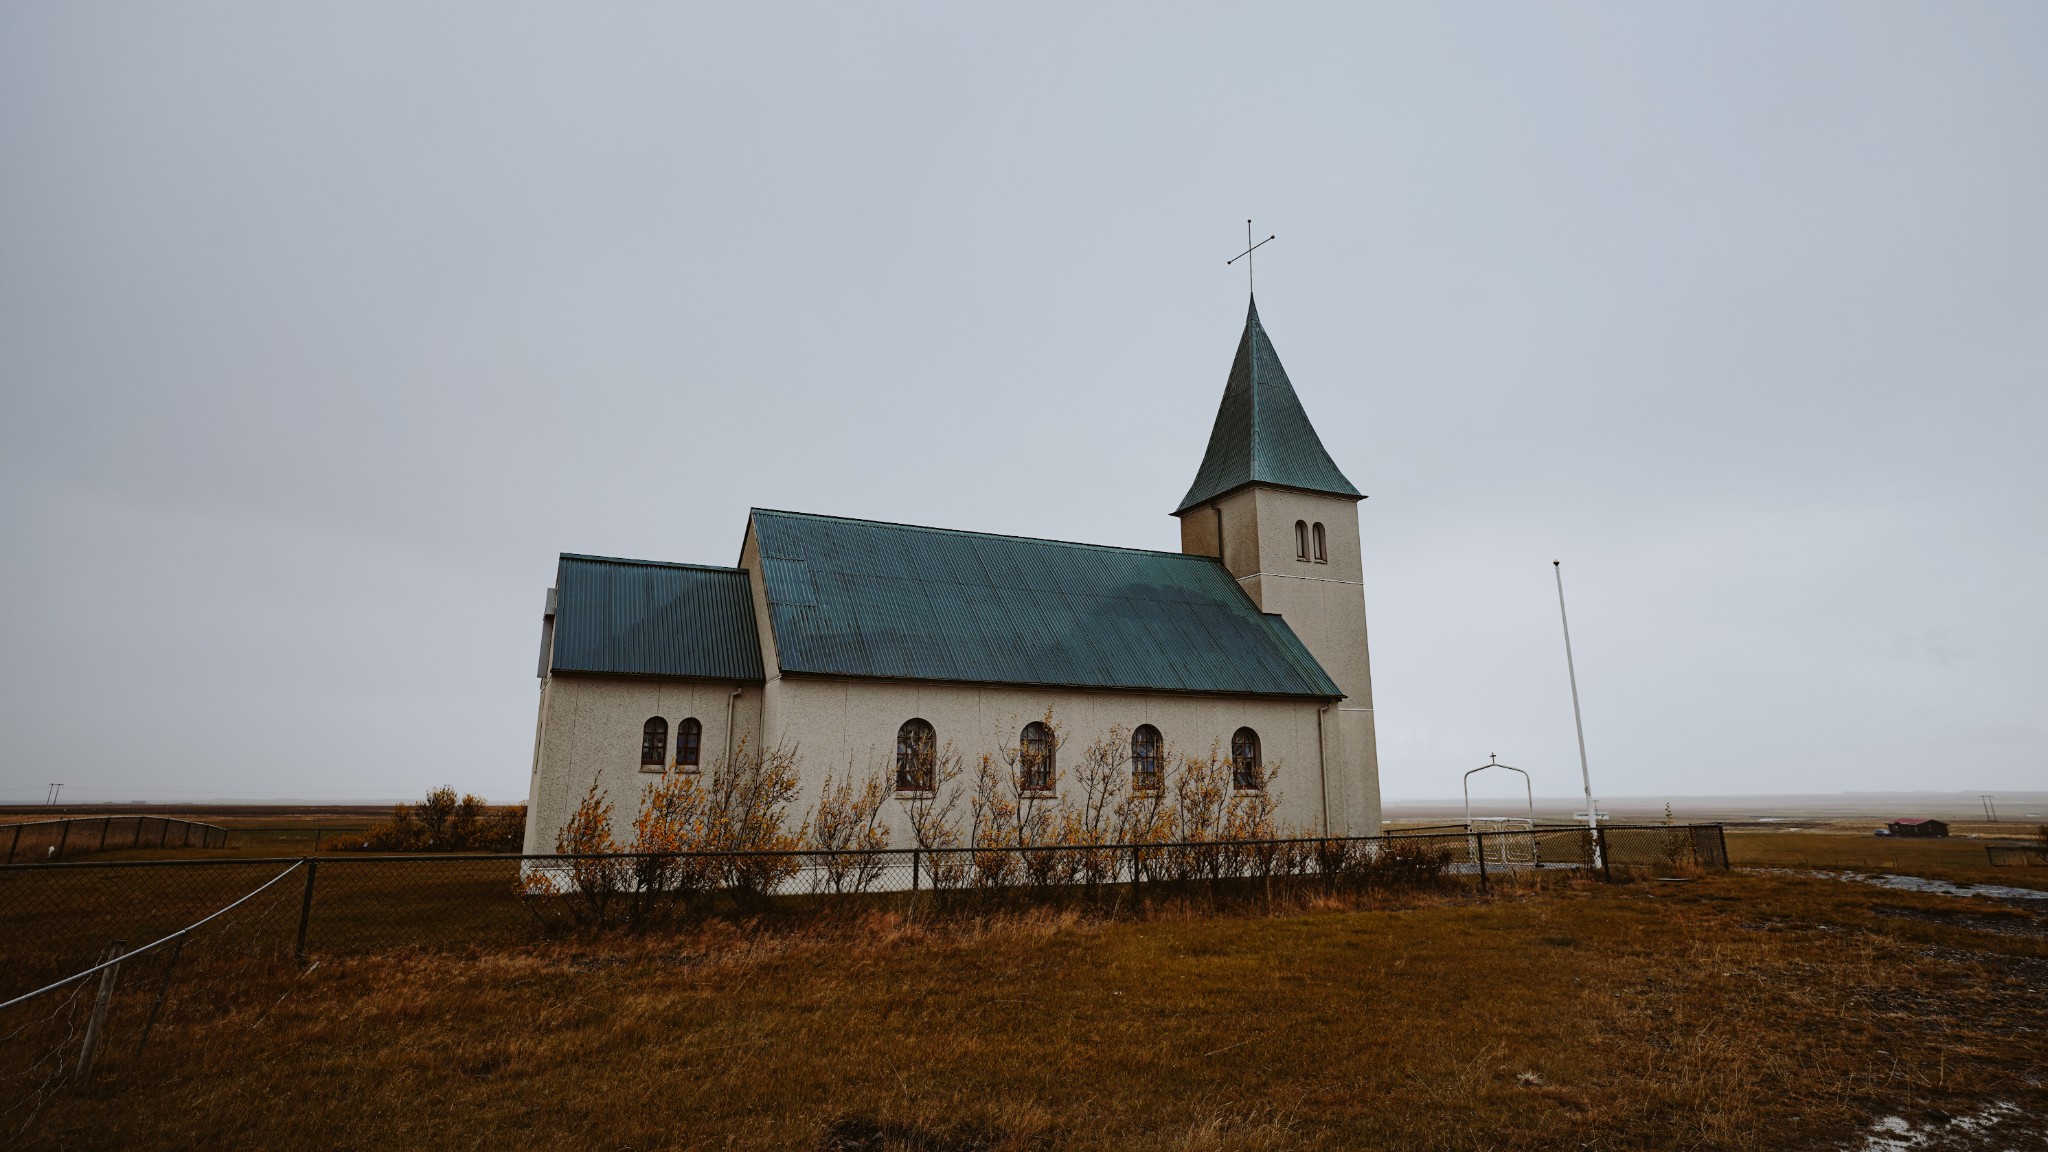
left=522, top=298, right=1382, bottom=851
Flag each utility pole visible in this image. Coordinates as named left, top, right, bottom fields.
left=1554, top=562, right=1600, bottom=864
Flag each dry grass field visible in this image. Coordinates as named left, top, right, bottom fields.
left=1724, top=825, right=2045, bottom=888
left=16, top=863, right=2048, bottom=1152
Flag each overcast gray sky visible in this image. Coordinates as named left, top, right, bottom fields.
left=3, top=3, right=2043, bottom=806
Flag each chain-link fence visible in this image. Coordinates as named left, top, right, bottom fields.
left=1987, top=844, right=2048, bottom=867
left=0, top=861, right=304, bottom=1137
left=1, top=816, right=229, bottom=864
left=0, top=824, right=1725, bottom=971
left=0, top=823, right=1725, bottom=1129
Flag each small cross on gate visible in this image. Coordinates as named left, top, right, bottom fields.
left=1226, top=220, right=1274, bottom=294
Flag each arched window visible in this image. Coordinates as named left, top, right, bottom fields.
left=896, top=718, right=936, bottom=793
left=1312, top=522, right=1327, bottom=563
left=1295, top=520, right=1310, bottom=560
left=677, top=717, right=703, bottom=769
left=1230, top=727, right=1262, bottom=790
left=1131, top=724, right=1163, bottom=791
left=1020, top=721, right=1055, bottom=792
left=640, top=717, right=668, bottom=768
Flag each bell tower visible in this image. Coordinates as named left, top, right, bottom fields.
left=1174, top=297, right=1382, bottom=835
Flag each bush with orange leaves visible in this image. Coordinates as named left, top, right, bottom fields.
left=623, top=760, right=720, bottom=926
left=516, top=777, right=626, bottom=927
left=358, top=786, right=525, bottom=852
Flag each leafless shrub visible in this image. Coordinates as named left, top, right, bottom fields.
left=968, top=751, right=1019, bottom=890
left=700, top=739, right=807, bottom=903
left=1355, top=838, right=1452, bottom=888
left=807, top=765, right=892, bottom=894
left=895, top=730, right=968, bottom=891
left=1065, top=724, right=1133, bottom=890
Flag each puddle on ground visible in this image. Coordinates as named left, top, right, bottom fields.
left=1851, top=1101, right=2028, bottom=1150
left=1763, top=869, right=2048, bottom=905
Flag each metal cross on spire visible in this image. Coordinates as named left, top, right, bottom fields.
left=1226, top=219, right=1274, bottom=295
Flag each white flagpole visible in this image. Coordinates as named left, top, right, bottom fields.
left=1553, top=561, right=1600, bottom=862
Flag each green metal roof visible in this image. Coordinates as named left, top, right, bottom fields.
left=750, top=509, right=1341, bottom=698
left=1175, top=296, right=1362, bottom=514
left=550, top=554, right=765, bottom=681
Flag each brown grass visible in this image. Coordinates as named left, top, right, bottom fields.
left=19, top=869, right=2048, bottom=1151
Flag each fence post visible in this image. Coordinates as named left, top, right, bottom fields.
left=1597, top=827, right=1613, bottom=883
left=99, top=816, right=112, bottom=852
left=158, top=820, right=169, bottom=848
left=1475, top=832, right=1489, bottom=891
left=294, top=859, right=319, bottom=963
left=132, top=817, right=143, bottom=849
left=56, top=819, right=71, bottom=861
left=77, top=939, right=127, bottom=1081
left=1716, top=823, right=1729, bottom=871
left=7, top=822, right=19, bottom=865
left=134, top=936, right=185, bottom=1058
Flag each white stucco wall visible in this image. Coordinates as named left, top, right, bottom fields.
left=761, top=676, right=1337, bottom=846
left=523, top=674, right=763, bottom=853
left=525, top=671, right=1338, bottom=852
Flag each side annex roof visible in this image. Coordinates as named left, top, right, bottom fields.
left=749, top=509, right=1341, bottom=698
left=549, top=554, right=765, bottom=681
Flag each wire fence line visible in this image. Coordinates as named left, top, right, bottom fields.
left=0, top=861, right=305, bottom=1138
left=0, top=824, right=1725, bottom=1133
left=1, top=816, right=229, bottom=864
left=1987, top=844, right=2048, bottom=867
left=0, top=824, right=1727, bottom=977
left=0, top=861, right=304, bottom=1011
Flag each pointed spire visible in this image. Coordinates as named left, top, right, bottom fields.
left=1174, top=297, right=1361, bottom=515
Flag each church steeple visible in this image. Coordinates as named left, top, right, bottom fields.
left=1174, top=296, right=1361, bottom=514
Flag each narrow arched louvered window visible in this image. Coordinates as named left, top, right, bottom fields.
left=1020, top=721, right=1055, bottom=792
left=896, top=718, right=937, bottom=793
left=1131, top=724, right=1163, bottom=791
left=677, top=717, right=703, bottom=768
left=641, top=717, right=668, bottom=767
left=1295, top=520, right=1310, bottom=560
left=1230, top=727, right=1262, bottom=790
left=1312, top=522, right=1327, bottom=563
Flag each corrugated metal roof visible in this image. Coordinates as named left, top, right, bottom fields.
left=751, top=509, right=1341, bottom=698
left=1175, top=295, right=1363, bottom=514
left=549, top=554, right=765, bottom=681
